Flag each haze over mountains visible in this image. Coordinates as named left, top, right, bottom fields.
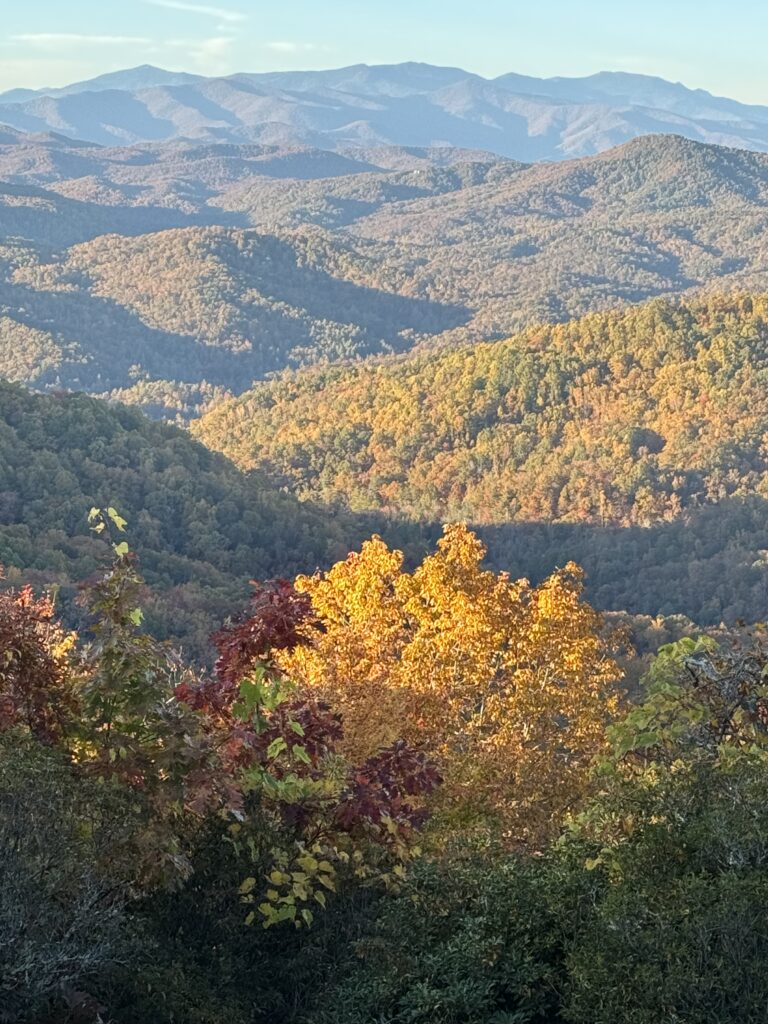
left=3, top=125, right=768, bottom=415
left=3, top=62, right=768, bottom=158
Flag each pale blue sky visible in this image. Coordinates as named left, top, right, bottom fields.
left=2, top=0, right=766, bottom=103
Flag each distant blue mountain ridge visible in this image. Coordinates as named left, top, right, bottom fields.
left=1, top=62, right=768, bottom=159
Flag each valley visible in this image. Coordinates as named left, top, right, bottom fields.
left=3, top=129, right=768, bottom=417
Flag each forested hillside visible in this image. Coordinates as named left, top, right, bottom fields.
left=0, top=382, right=358, bottom=657
left=346, top=135, right=768, bottom=337
left=195, top=292, right=768, bottom=625
left=195, top=293, right=768, bottom=523
left=5, top=135, right=768, bottom=414
left=3, top=226, right=464, bottom=409
left=0, top=378, right=719, bottom=649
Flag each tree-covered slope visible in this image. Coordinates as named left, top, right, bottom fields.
left=0, top=382, right=355, bottom=659
left=3, top=136, right=768, bottom=411
left=194, top=293, right=768, bottom=626
left=5, top=135, right=768, bottom=415
left=346, top=134, right=768, bottom=336
left=0, top=226, right=466, bottom=412
left=193, top=292, right=768, bottom=524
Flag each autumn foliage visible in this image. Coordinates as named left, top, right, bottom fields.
left=211, top=578, right=316, bottom=688
left=0, top=576, right=77, bottom=744
left=281, top=524, right=623, bottom=843
left=0, top=518, right=623, bottom=899
left=0, top=511, right=631, bottom=1022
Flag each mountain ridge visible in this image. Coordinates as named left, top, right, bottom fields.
left=2, top=62, right=768, bottom=159
left=4, top=132, right=768, bottom=414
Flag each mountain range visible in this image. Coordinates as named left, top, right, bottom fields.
left=4, top=62, right=768, bottom=639
left=3, top=129, right=768, bottom=415
left=2, top=62, right=768, bottom=159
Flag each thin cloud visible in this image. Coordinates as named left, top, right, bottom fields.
left=12, top=33, right=153, bottom=47
left=266, top=42, right=319, bottom=54
left=166, top=35, right=236, bottom=71
left=143, top=0, right=247, bottom=22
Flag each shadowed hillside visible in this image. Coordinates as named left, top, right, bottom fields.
left=4, top=135, right=768, bottom=414
left=0, top=381, right=357, bottom=658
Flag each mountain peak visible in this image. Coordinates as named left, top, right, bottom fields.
left=1, top=63, right=768, bottom=159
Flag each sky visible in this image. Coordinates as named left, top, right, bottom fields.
left=1, top=0, right=767, bottom=103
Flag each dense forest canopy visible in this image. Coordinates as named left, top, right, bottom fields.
left=195, top=292, right=768, bottom=625
left=195, top=293, right=768, bottom=525
left=0, top=382, right=359, bottom=658
left=6, top=132, right=768, bottom=625
left=5, top=226, right=464, bottom=400
left=4, top=134, right=768, bottom=415
left=0, top=378, right=713, bottom=652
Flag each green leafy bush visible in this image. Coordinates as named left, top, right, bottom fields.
left=559, top=755, right=768, bottom=1024
left=0, top=733, right=135, bottom=1022
left=556, top=632, right=768, bottom=1024
left=317, top=852, right=562, bottom=1024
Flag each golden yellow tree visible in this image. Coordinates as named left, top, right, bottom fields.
left=281, top=524, right=623, bottom=845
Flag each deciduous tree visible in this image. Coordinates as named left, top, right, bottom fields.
left=282, top=524, right=623, bottom=844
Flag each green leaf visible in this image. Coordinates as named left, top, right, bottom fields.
left=114, top=541, right=130, bottom=557
left=292, top=744, right=311, bottom=765
left=128, top=608, right=143, bottom=626
left=634, top=731, right=661, bottom=749
left=267, top=737, right=288, bottom=760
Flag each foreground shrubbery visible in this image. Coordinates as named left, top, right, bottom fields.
left=3, top=516, right=768, bottom=1022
